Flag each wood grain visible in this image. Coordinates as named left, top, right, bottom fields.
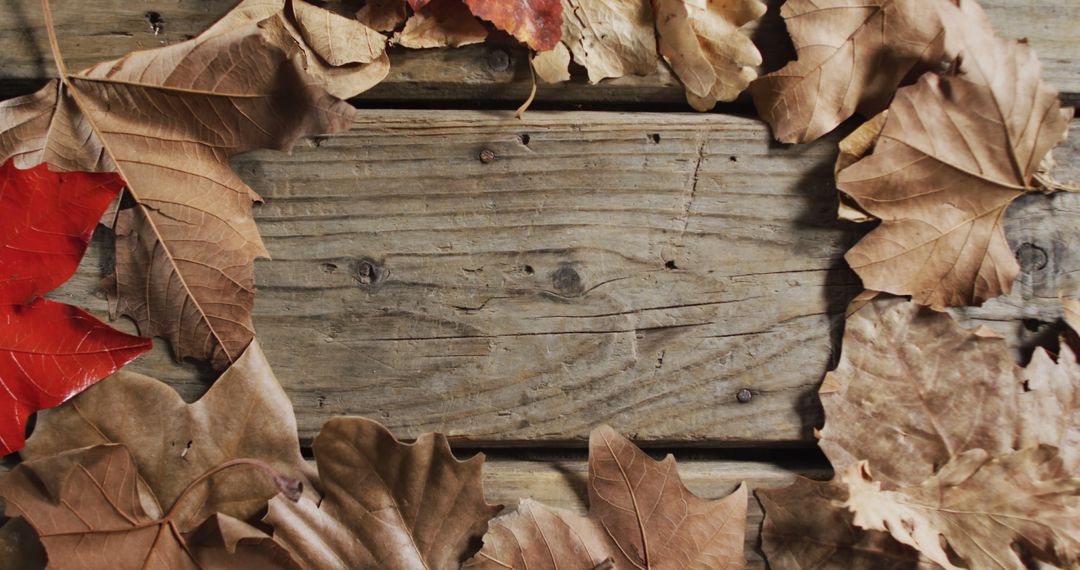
left=1, top=0, right=1077, bottom=103
left=50, top=111, right=1080, bottom=446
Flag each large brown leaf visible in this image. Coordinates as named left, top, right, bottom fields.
left=654, top=0, right=765, bottom=111
left=264, top=416, right=501, bottom=569
left=835, top=0, right=1074, bottom=308
left=750, top=0, right=951, bottom=143
left=21, top=340, right=314, bottom=531
left=0, top=445, right=301, bottom=570
left=843, top=447, right=1080, bottom=570
left=466, top=425, right=747, bottom=569
left=757, top=477, right=935, bottom=570
left=0, top=1, right=358, bottom=370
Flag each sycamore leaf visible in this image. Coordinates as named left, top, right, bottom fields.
left=750, top=0, right=952, bottom=143
left=819, top=297, right=1080, bottom=486
left=0, top=160, right=124, bottom=304
left=21, top=340, right=314, bottom=531
left=356, top=0, right=408, bottom=32
left=397, top=0, right=489, bottom=49
left=0, top=445, right=301, bottom=570
left=653, top=0, right=765, bottom=111
left=757, top=477, right=935, bottom=570
left=836, top=0, right=1074, bottom=308
left=467, top=425, right=747, bottom=569
left=264, top=416, right=501, bottom=569
left=557, top=0, right=658, bottom=84
left=0, top=2, right=357, bottom=370
left=844, top=447, right=1080, bottom=570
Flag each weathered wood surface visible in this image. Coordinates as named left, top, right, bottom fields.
left=51, top=111, right=1080, bottom=446
left=0, top=453, right=828, bottom=568
left=2, top=0, right=1078, bottom=103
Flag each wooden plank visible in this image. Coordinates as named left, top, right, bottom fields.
left=50, top=111, right=1080, bottom=446
left=0, top=454, right=828, bottom=569
left=1, top=0, right=1077, bottom=103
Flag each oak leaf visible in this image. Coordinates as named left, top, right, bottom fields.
left=653, top=0, right=765, bottom=111
left=264, top=416, right=501, bottom=569
left=757, top=477, right=935, bottom=570
left=0, top=1, right=357, bottom=370
left=466, top=425, right=747, bottom=569
left=843, top=447, right=1080, bottom=570
left=21, top=340, right=315, bottom=530
left=750, top=0, right=951, bottom=143
left=0, top=445, right=301, bottom=570
left=836, top=0, right=1074, bottom=308
left=397, top=0, right=489, bottom=49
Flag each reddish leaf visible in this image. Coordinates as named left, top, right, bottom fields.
left=464, top=0, right=562, bottom=50
left=0, top=160, right=124, bottom=304
left=0, top=299, right=151, bottom=455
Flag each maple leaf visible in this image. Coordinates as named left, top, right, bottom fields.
left=843, top=447, right=1080, bottom=570
left=653, top=0, right=766, bottom=111
left=474, top=0, right=564, bottom=51
left=397, top=0, right=489, bottom=49
left=466, top=425, right=747, bottom=569
left=757, top=477, right=936, bottom=570
left=0, top=0, right=358, bottom=370
left=0, top=445, right=302, bottom=570
left=750, top=0, right=954, bottom=143
left=835, top=0, right=1074, bottom=308
left=21, top=340, right=315, bottom=531
left=263, top=416, right=501, bottom=569
left=0, top=159, right=150, bottom=457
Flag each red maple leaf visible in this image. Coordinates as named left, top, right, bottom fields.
left=0, top=160, right=151, bottom=455
left=407, top=0, right=563, bottom=51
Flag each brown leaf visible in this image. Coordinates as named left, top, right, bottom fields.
left=843, top=447, right=1080, bottom=570
left=356, top=0, right=408, bottom=32
left=532, top=42, right=572, bottom=84
left=559, top=0, right=658, bottom=84
left=653, top=0, right=765, bottom=111
left=264, top=416, right=501, bottom=569
left=0, top=518, right=45, bottom=570
left=757, top=477, right=936, bottom=570
left=0, top=1, right=357, bottom=370
left=819, top=297, right=1080, bottom=486
left=467, top=425, right=747, bottom=569
left=836, top=0, right=1074, bottom=308
left=750, top=0, right=950, bottom=143
left=292, top=0, right=387, bottom=66
left=463, top=0, right=563, bottom=51
left=21, top=340, right=314, bottom=531
left=0, top=445, right=300, bottom=570
left=397, top=0, right=489, bottom=49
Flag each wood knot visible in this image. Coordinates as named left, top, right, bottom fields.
left=1016, top=242, right=1047, bottom=272
left=551, top=265, right=584, bottom=296
left=351, top=258, right=387, bottom=286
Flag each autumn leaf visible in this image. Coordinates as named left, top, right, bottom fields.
left=0, top=445, right=302, bottom=570
left=750, top=0, right=952, bottom=143
left=264, top=416, right=501, bottom=569
left=843, top=447, right=1080, bottom=570
left=836, top=0, right=1074, bottom=308
left=757, top=477, right=935, bottom=570
left=0, top=517, right=45, bottom=570
left=397, top=0, right=489, bottom=49
left=467, top=425, right=747, bottom=569
left=288, top=0, right=392, bottom=99
left=470, top=0, right=564, bottom=51
left=653, top=0, right=765, bottom=111
left=22, top=340, right=314, bottom=530
left=550, top=0, right=659, bottom=84
left=357, top=0, right=408, bottom=32
left=0, top=1, right=358, bottom=371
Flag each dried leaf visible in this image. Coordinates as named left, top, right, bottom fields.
left=757, top=477, right=935, bottom=570
left=750, top=0, right=950, bottom=143
left=532, top=42, right=572, bottom=83
left=843, top=447, right=1080, bottom=570
left=22, top=340, right=314, bottom=530
left=264, top=416, right=501, bottom=569
left=467, top=425, right=747, bottom=569
left=0, top=445, right=300, bottom=570
left=653, top=0, right=765, bottom=111
left=464, top=0, right=563, bottom=51
left=560, top=0, right=658, bottom=84
left=397, top=0, right=489, bottom=49
left=0, top=2, right=357, bottom=370
left=819, top=297, right=1080, bottom=486
left=356, top=0, right=408, bottom=31
left=292, top=0, right=387, bottom=65
left=836, top=0, right=1074, bottom=308
left=0, top=518, right=45, bottom=570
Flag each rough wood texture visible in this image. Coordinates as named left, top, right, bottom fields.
left=1, top=0, right=1077, bottom=103
left=0, top=453, right=828, bottom=569
left=51, top=112, right=1080, bottom=446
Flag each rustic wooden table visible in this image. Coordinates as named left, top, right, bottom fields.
left=3, top=0, right=1078, bottom=566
